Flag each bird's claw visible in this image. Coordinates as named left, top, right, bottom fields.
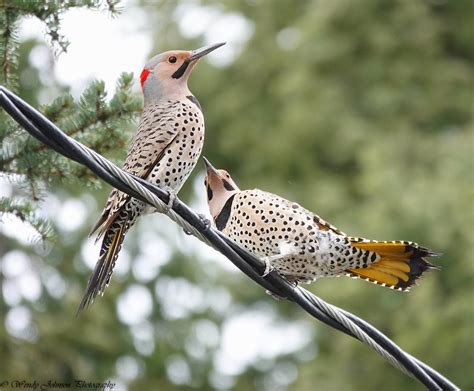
left=198, top=213, right=211, bottom=231
left=161, top=190, right=177, bottom=214
left=183, top=213, right=210, bottom=235
left=261, top=257, right=273, bottom=277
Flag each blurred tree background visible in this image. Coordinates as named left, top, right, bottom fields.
left=0, top=0, right=472, bottom=390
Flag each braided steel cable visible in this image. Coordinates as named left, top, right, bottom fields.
left=0, top=86, right=458, bottom=390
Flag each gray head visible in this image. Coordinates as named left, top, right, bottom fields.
left=140, top=43, right=225, bottom=104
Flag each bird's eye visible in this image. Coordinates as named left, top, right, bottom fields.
left=169, top=56, right=177, bottom=63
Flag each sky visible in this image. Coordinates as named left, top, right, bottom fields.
left=19, top=0, right=253, bottom=99
left=2, top=2, right=313, bottom=389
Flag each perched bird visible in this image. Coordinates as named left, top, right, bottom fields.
left=77, top=43, right=225, bottom=313
left=203, top=158, right=439, bottom=291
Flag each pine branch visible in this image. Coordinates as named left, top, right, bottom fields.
left=1, top=73, right=141, bottom=182
left=0, top=1, right=129, bottom=243
left=1, top=75, right=141, bottom=166
left=0, top=5, right=19, bottom=90
left=0, top=196, right=54, bottom=242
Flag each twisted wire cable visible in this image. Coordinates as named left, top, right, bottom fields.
left=0, top=86, right=458, bottom=391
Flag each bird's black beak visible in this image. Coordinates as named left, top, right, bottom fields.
left=203, top=157, right=219, bottom=175
left=188, top=42, right=226, bottom=62
left=173, top=43, right=225, bottom=79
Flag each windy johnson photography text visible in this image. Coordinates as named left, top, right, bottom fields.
left=0, top=379, right=116, bottom=391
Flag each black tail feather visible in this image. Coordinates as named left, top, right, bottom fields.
left=77, top=218, right=127, bottom=315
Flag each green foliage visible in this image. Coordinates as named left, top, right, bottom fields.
left=180, top=0, right=474, bottom=388
left=0, top=1, right=141, bottom=239
left=1, top=72, right=141, bottom=237
left=0, top=196, right=53, bottom=241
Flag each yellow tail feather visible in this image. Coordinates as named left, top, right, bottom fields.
left=348, top=267, right=400, bottom=287
left=376, top=259, right=411, bottom=272
left=370, top=264, right=409, bottom=282
left=352, top=241, right=411, bottom=255
left=347, top=240, right=439, bottom=291
left=107, top=222, right=125, bottom=264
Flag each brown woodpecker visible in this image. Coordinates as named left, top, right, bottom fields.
left=203, top=158, right=439, bottom=292
left=77, top=43, right=225, bottom=313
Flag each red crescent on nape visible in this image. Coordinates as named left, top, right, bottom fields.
left=140, top=69, right=151, bottom=88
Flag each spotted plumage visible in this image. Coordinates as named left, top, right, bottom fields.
left=96, top=99, right=204, bottom=227
left=77, top=43, right=225, bottom=313
left=204, top=159, right=439, bottom=292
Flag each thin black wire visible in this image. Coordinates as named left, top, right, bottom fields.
left=0, top=86, right=458, bottom=390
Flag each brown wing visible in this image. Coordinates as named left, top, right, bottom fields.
left=91, top=103, right=180, bottom=238
left=310, top=212, right=346, bottom=236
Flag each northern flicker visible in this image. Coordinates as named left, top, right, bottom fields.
left=203, top=158, right=439, bottom=291
left=77, top=43, right=225, bottom=313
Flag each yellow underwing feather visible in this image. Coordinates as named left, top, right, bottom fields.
left=376, top=259, right=411, bottom=272
left=107, top=222, right=124, bottom=267
left=348, top=268, right=399, bottom=286
left=369, top=265, right=410, bottom=282
left=347, top=240, right=439, bottom=291
left=352, top=241, right=410, bottom=254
